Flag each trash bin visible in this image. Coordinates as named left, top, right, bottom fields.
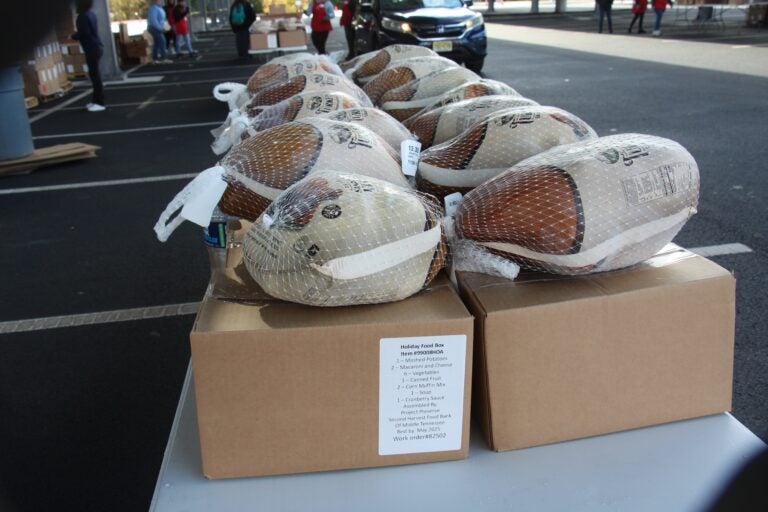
left=0, top=66, right=35, bottom=161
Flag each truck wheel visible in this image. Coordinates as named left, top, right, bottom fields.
left=465, top=57, right=485, bottom=74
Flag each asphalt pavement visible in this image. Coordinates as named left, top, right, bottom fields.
left=0, top=14, right=766, bottom=512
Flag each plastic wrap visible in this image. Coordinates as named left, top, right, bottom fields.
left=378, top=67, right=480, bottom=121
left=453, top=134, right=700, bottom=276
left=345, top=45, right=438, bottom=84
left=416, top=106, right=597, bottom=201
left=406, top=95, right=541, bottom=148
left=242, top=171, right=448, bottom=306
left=316, top=107, right=415, bottom=152
left=212, top=91, right=366, bottom=155
left=362, top=56, right=459, bottom=105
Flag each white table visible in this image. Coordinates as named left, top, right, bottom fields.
left=151, top=364, right=765, bottom=512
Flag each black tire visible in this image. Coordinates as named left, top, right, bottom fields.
left=465, top=57, right=485, bottom=74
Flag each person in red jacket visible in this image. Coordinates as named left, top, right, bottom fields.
left=172, top=0, right=198, bottom=58
left=308, top=0, right=333, bottom=55
left=340, top=0, right=358, bottom=61
left=628, top=0, right=648, bottom=33
left=652, top=0, right=674, bottom=36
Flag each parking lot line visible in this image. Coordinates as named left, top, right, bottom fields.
left=49, top=96, right=213, bottom=111
left=32, top=121, right=222, bottom=140
left=688, top=243, right=753, bottom=257
left=28, top=89, right=92, bottom=124
left=97, top=76, right=252, bottom=90
left=0, top=302, right=201, bottom=334
left=0, top=173, right=199, bottom=195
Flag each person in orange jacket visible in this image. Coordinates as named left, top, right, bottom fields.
left=652, top=0, right=674, bottom=36
left=628, top=0, right=648, bottom=33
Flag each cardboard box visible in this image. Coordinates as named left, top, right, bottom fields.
left=457, top=246, right=735, bottom=452
left=191, top=247, right=474, bottom=479
left=250, top=32, right=278, bottom=50
left=278, top=29, right=306, bottom=48
left=269, top=3, right=287, bottom=14
left=63, top=54, right=88, bottom=76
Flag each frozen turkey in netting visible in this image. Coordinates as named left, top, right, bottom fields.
left=154, top=118, right=411, bottom=242
left=363, top=56, right=460, bottom=106
left=316, top=107, right=416, bottom=152
left=344, top=44, right=438, bottom=84
left=453, top=133, right=700, bottom=277
left=379, top=67, right=480, bottom=121
left=212, top=54, right=342, bottom=111
left=242, top=72, right=371, bottom=113
left=212, top=91, right=366, bottom=155
left=406, top=95, right=541, bottom=148
left=414, top=79, right=523, bottom=114
left=417, top=105, right=597, bottom=201
left=242, top=171, right=448, bottom=306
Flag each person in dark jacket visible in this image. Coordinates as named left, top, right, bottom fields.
left=596, top=0, right=614, bottom=34
left=72, top=0, right=105, bottom=112
left=230, top=0, right=257, bottom=59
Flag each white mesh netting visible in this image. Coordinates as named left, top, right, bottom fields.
left=363, top=55, right=460, bottom=105
left=242, top=171, right=448, bottom=307
left=379, top=66, right=480, bottom=121
left=345, top=45, right=439, bottom=84
left=452, top=133, right=700, bottom=276
left=316, top=107, right=416, bottom=152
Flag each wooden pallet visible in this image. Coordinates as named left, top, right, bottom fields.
left=25, top=96, right=39, bottom=109
left=39, top=82, right=74, bottom=103
left=0, top=143, right=101, bottom=177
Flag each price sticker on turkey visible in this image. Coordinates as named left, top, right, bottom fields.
left=401, top=140, right=421, bottom=177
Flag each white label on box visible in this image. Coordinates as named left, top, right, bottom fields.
left=400, top=139, right=421, bottom=177
left=379, top=335, right=466, bottom=455
left=66, top=64, right=74, bottom=73
left=267, top=33, right=278, bottom=49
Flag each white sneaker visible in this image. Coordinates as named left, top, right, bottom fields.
left=652, top=30, right=661, bottom=37
left=87, top=104, right=106, bottom=112
left=85, top=103, right=94, bottom=110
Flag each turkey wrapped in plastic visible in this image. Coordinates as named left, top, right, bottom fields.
left=155, top=118, right=411, bottom=242
left=406, top=95, right=541, bottom=148
left=363, top=56, right=459, bottom=105
left=453, top=134, right=700, bottom=276
left=243, top=171, right=448, bottom=306
left=378, top=66, right=480, bottom=121
left=212, top=91, right=366, bottom=155
left=416, top=106, right=597, bottom=200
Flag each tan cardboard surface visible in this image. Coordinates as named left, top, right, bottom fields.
left=457, top=247, right=735, bottom=452
left=191, top=273, right=474, bottom=478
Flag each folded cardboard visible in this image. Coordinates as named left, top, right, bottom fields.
left=191, top=245, right=474, bottom=479
left=250, top=32, right=278, bottom=50
left=457, top=246, right=735, bottom=452
left=278, top=29, right=306, bottom=48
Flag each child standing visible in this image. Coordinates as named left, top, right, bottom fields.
left=628, top=0, right=648, bottom=34
left=173, top=0, right=198, bottom=58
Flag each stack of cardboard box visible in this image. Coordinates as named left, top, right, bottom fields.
left=117, top=23, right=151, bottom=66
left=60, top=43, right=88, bottom=79
left=189, top=215, right=735, bottom=479
left=21, top=32, right=69, bottom=100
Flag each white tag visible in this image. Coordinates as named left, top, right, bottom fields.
left=443, top=192, right=463, bottom=217
left=379, top=335, right=466, bottom=455
left=400, top=139, right=421, bottom=177
left=179, top=171, right=228, bottom=227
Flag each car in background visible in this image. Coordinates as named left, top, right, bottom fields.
left=354, top=0, right=487, bottom=73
